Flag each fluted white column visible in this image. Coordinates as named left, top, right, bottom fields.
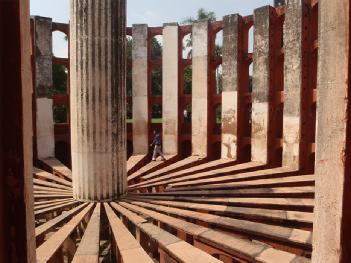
left=70, top=0, right=126, bottom=201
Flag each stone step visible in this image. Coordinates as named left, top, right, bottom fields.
left=141, top=158, right=236, bottom=181
left=125, top=195, right=314, bottom=212
left=104, top=203, right=155, bottom=263
left=34, top=193, right=74, bottom=200
left=130, top=186, right=315, bottom=198
left=36, top=204, right=94, bottom=263
left=35, top=200, right=80, bottom=220
left=131, top=156, right=209, bottom=184
left=33, top=167, right=72, bottom=187
left=34, top=199, right=75, bottom=211
left=166, top=174, right=315, bottom=191
left=33, top=177, right=72, bottom=191
left=72, top=204, right=101, bottom=263
left=129, top=166, right=298, bottom=191
left=33, top=184, right=72, bottom=194
left=130, top=161, right=264, bottom=190
left=39, top=157, right=72, bottom=181
left=124, top=197, right=313, bottom=229
left=35, top=203, right=89, bottom=246
left=127, top=154, right=147, bottom=175
left=127, top=155, right=177, bottom=183
left=34, top=198, right=74, bottom=207
left=116, top=201, right=311, bottom=261
left=121, top=201, right=312, bottom=250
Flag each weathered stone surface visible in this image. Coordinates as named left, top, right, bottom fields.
left=312, top=0, right=350, bottom=262
left=132, top=24, right=149, bottom=155
left=34, top=16, right=53, bottom=98
left=34, top=16, right=55, bottom=159
left=221, top=14, right=242, bottom=159
left=70, top=0, right=127, bottom=201
left=252, top=6, right=273, bottom=164
left=282, top=0, right=303, bottom=170
left=192, top=20, right=209, bottom=158
left=162, top=24, right=179, bottom=156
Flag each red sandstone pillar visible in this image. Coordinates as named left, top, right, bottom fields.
left=0, top=0, right=36, bottom=262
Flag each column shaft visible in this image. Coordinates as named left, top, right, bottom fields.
left=132, top=24, right=149, bottom=155
left=312, top=0, right=351, bottom=262
left=221, top=14, right=243, bottom=159
left=34, top=16, right=55, bottom=159
left=282, top=1, right=303, bottom=169
left=192, top=20, right=209, bottom=158
left=251, top=6, right=274, bottom=164
left=162, top=23, right=179, bottom=156
left=70, top=0, right=126, bottom=201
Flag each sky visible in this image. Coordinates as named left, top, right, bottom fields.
left=30, top=0, right=273, bottom=57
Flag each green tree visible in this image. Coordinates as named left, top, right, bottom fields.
left=152, top=68, right=162, bottom=96
left=181, top=8, right=216, bottom=25
left=151, top=37, right=162, bottom=60
left=181, top=8, right=217, bottom=59
left=52, top=64, right=67, bottom=94
left=181, top=9, right=223, bottom=95
left=184, top=65, right=192, bottom=95
left=52, top=64, right=68, bottom=123
left=126, top=36, right=132, bottom=60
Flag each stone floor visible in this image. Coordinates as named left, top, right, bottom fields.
left=33, top=156, right=313, bottom=263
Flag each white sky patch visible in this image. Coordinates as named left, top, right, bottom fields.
left=52, top=31, right=68, bottom=58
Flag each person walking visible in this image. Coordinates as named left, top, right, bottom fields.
left=150, top=130, right=166, bottom=161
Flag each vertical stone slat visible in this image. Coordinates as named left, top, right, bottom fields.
left=34, top=16, right=55, bottom=160
left=132, top=24, right=149, bottom=155
left=162, top=23, right=179, bottom=156
left=192, top=20, right=209, bottom=158
left=70, top=0, right=126, bottom=201
left=312, top=0, right=351, bottom=262
left=117, top=0, right=127, bottom=194
left=93, top=0, right=100, bottom=199
left=282, top=0, right=303, bottom=170
left=221, top=14, right=244, bottom=159
left=251, top=6, right=274, bottom=164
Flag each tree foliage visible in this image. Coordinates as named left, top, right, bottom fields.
left=52, top=64, right=68, bottom=123
left=52, top=64, right=67, bottom=94
left=181, top=8, right=216, bottom=25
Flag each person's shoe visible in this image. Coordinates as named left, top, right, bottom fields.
left=152, top=159, right=156, bottom=161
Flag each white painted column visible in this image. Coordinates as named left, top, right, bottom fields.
left=162, top=23, right=179, bottom=156
left=70, top=0, right=127, bottom=201
left=34, top=16, right=55, bottom=159
left=192, top=19, right=209, bottom=158
left=132, top=24, right=149, bottom=155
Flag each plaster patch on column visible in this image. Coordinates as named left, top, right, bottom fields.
left=283, top=116, right=300, bottom=169
left=221, top=91, right=238, bottom=159
left=36, top=98, right=55, bottom=159
left=251, top=102, right=268, bottom=163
